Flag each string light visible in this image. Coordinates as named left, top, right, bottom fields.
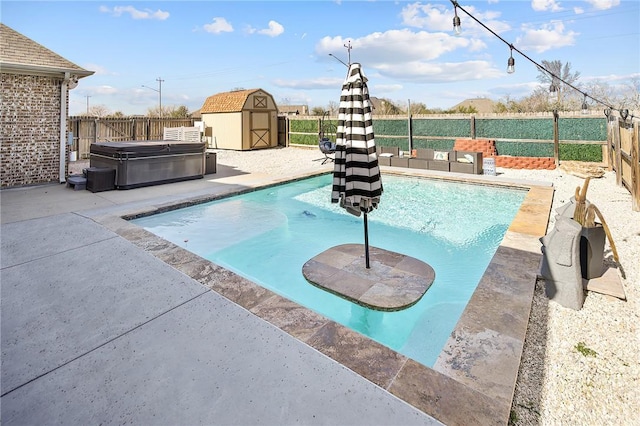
left=582, top=94, right=589, bottom=114
left=452, top=1, right=462, bottom=36
left=507, top=46, right=515, bottom=74
left=449, top=0, right=633, bottom=119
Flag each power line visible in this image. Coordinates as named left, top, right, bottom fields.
left=450, top=0, right=635, bottom=120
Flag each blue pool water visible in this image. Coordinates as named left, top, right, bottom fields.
left=132, top=174, right=526, bottom=367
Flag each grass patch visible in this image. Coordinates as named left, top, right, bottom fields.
left=576, top=341, right=597, bottom=357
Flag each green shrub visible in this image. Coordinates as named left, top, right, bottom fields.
left=373, top=120, right=408, bottom=136
left=290, top=134, right=319, bottom=146
left=290, top=120, right=318, bottom=133
left=559, top=144, right=602, bottom=162
left=412, top=119, right=469, bottom=137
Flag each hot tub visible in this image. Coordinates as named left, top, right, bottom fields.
left=89, top=140, right=206, bottom=189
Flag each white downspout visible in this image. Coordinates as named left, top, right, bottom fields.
left=59, top=72, right=69, bottom=183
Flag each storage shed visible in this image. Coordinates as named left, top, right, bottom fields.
left=201, top=88, right=278, bottom=150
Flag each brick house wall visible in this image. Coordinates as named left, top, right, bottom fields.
left=1, top=73, right=66, bottom=187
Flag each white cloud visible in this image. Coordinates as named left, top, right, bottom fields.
left=531, top=0, right=563, bottom=12
left=574, top=6, right=585, bottom=13
left=313, top=29, right=504, bottom=84
left=584, top=0, right=620, bottom=10
left=400, top=3, right=510, bottom=36
left=258, top=20, right=284, bottom=37
left=94, top=85, right=119, bottom=95
left=99, top=5, right=169, bottom=20
left=516, top=21, right=578, bottom=53
left=203, top=17, right=233, bottom=34
left=377, top=60, right=502, bottom=83
left=316, top=30, right=470, bottom=64
left=401, top=3, right=451, bottom=31
left=468, top=39, right=488, bottom=52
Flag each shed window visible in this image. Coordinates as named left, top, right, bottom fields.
left=253, top=96, right=267, bottom=108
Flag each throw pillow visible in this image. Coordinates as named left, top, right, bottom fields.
left=434, top=151, right=449, bottom=161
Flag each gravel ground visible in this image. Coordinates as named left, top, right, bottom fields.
left=505, top=167, right=639, bottom=426
left=72, top=146, right=640, bottom=424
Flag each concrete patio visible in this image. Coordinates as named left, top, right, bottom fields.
left=1, top=163, right=441, bottom=425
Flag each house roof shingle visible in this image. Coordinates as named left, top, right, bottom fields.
left=0, top=23, right=93, bottom=77
left=450, top=98, right=497, bottom=114
left=201, top=89, right=269, bottom=113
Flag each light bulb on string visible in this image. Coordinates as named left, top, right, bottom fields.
left=507, top=47, right=515, bottom=74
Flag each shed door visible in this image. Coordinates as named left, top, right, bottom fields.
left=249, top=112, right=271, bottom=149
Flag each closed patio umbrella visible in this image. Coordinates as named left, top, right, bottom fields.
left=331, top=62, right=383, bottom=269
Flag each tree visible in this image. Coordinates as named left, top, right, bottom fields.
left=327, top=101, right=339, bottom=116
left=146, top=105, right=189, bottom=118
left=170, top=105, right=190, bottom=118
left=621, top=76, right=640, bottom=111
left=445, top=105, right=478, bottom=114
left=493, top=94, right=523, bottom=113
left=376, top=98, right=402, bottom=115
left=404, top=101, right=430, bottom=115
left=581, top=80, right=618, bottom=111
left=86, top=104, right=110, bottom=117
left=311, top=106, right=326, bottom=116
left=517, top=87, right=555, bottom=113
left=536, top=60, right=581, bottom=111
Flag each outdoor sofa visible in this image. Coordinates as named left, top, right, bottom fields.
left=376, top=146, right=483, bottom=174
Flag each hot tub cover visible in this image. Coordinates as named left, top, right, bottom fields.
left=90, top=140, right=205, bottom=158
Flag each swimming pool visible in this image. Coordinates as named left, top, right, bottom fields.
left=132, top=174, right=526, bottom=367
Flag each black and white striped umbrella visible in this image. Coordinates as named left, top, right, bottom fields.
left=331, top=63, right=383, bottom=268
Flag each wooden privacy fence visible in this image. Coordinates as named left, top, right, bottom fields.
left=68, top=117, right=196, bottom=159
left=286, top=113, right=608, bottom=164
left=607, top=115, right=640, bottom=211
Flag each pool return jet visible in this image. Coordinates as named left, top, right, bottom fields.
left=302, top=44, right=435, bottom=312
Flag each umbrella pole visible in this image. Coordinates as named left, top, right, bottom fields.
left=364, top=212, right=370, bottom=269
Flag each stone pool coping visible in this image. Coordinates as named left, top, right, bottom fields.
left=90, top=167, right=554, bottom=426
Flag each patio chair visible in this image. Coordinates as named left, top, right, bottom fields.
left=316, top=137, right=336, bottom=164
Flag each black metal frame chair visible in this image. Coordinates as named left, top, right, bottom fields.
left=317, top=137, right=336, bottom=164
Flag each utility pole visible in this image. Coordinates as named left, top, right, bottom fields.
left=85, top=95, right=91, bottom=114
left=156, top=77, right=164, bottom=117
left=142, top=77, right=164, bottom=117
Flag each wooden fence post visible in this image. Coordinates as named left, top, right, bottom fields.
left=553, top=110, right=559, bottom=167
left=614, top=118, right=622, bottom=186
left=470, top=115, right=476, bottom=140
left=632, top=121, right=639, bottom=212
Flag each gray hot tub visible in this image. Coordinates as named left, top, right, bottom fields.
left=89, top=140, right=206, bottom=189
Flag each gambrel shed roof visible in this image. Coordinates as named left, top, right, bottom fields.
left=0, top=23, right=92, bottom=77
left=201, top=89, right=269, bottom=113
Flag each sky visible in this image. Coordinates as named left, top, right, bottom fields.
left=2, top=0, right=639, bottom=116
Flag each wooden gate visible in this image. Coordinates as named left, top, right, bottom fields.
left=277, top=116, right=288, bottom=146
left=69, top=117, right=195, bottom=159
left=608, top=116, right=640, bottom=211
